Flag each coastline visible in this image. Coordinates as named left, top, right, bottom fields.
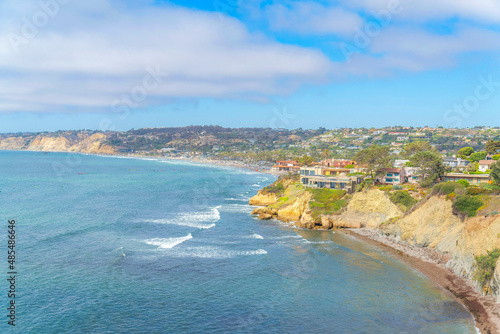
left=345, top=228, right=500, bottom=334
left=0, top=149, right=282, bottom=175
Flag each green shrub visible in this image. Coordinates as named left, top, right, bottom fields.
left=481, top=183, right=500, bottom=191
left=262, top=182, right=285, bottom=194
left=306, top=188, right=347, bottom=217
left=389, top=190, right=417, bottom=211
left=474, top=249, right=500, bottom=287
left=392, top=185, right=403, bottom=190
left=457, top=179, right=469, bottom=187
left=452, top=195, right=483, bottom=217
left=331, top=199, right=347, bottom=212
left=306, top=188, right=346, bottom=204
left=309, top=201, right=325, bottom=208
left=466, top=187, right=485, bottom=195
left=432, top=182, right=465, bottom=195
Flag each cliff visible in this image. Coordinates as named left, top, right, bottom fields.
left=381, top=195, right=500, bottom=300
left=333, top=189, right=402, bottom=229
left=251, top=179, right=500, bottom=301
left=0, top=133, right=116, bottom=154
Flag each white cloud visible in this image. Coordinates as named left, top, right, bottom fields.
left=0, top=0, right=332, bottom=112
left=335, top=27, right=500, bottom=76
left=265, top=2, right=363, bottom=35
left=343, top=0, right=500, bottom=23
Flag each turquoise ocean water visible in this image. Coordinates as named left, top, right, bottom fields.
left=0, top=151, right=477, bottom=333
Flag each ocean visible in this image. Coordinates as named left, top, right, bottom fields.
left=0, top=150, right=477, bottom=333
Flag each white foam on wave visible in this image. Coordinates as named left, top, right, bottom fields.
left=144, top=207, right=220, bottom=230
left=169, top=246, right=267, bottom=258
left=246, top=233, right=264, bottom=239
left=145, top=233, right=193, bottom=249
left=272, top=235, right=302, bottom=240
left=221, top=204, right=253, bottom=213
left=252, top=184, right=261, bottom=187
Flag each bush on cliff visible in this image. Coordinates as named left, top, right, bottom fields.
left=262, top=182, right=284, bottom=194
left=452, top=195, right=483, bottom=218
left=432, top=182, right=465, bottom=196
left=306, top=188, right=347, bottom=217
left=457, top=179, right=469, bottom=187
left=474, top=248, right=500, bottom=287
left=466, top=187, right=485, bottom=195
left=389, top=190, right=417, bottom=211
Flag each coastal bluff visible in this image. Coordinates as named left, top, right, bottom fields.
left=0, top=133, right=116, bottom=154
left=250, top=175, right=500, bottom=306
left=249, top=176, right=402, bottom=230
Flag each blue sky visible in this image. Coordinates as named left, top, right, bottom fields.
left=0, top=0, right=499, bottom=132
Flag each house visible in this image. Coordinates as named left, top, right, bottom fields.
left=478, top=160, right=495, bottom=172
left=401, top=167, right=420, bottom=184
left=443, top=173, right=490, bottom=185
left=393, top=160, right=410, bottom=168
left=443, top=158, right=470, bottom=170
left=376, top=168, right=402, bottom=185
left=300, top=169, right=362, bottom=194
left=271, top=161, right=300, bottom=172
left=321, top=159, right=356, bottom=168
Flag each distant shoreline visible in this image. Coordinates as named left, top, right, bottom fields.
left=345, top=228, right=499, bottom=334
left=0, top=149, right=282, bottom=175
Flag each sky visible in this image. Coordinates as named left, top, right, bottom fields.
left=0, top=0, right=499, bottom=132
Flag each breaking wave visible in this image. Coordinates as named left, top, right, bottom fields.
left=145, top=234, right=193, bottom=249
left=144, top=207, right=220, bottom=230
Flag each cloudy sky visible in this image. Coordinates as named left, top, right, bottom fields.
left=0, top=0, right=499, bottom=132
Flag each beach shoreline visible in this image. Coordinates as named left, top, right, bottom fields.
left=344, top=228, right=500, bottom=334
left=0, top=149, right=283, bottom=175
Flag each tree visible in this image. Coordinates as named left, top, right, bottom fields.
left=457, top=147, right=475, bottom=158
left=485, top=140, right=500, bottom=155
left=491, top=162, right=500, bottom=185
left=296, top=156, right=315, bottom=167
left=401, top=141, right=437, bottom=159
left=469, top=151, right=487, bottom=162
left=355, top=145, right=392, bottom=184
left=410, top=151, right=445, bottom=187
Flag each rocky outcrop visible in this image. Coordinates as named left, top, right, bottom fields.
left=249, top=191, right=278, bottom=206
left=335, top=189, right=402, bottom=228
left=277, top=191, right=312, bottom=222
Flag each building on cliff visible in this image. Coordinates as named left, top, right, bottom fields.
left=299, top=167, right=362, bottom=194
left=443, top=173, right=491, bottom=184
left=376, top=168, right=403, bottom=185
left=320, top=159, right=356, bottom=168
left=478, top=160, right=495, bottom=172
left=271, top=160, right=300, bottom=172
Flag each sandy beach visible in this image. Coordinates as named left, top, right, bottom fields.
left=345, top=228, right=500, bottom=334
